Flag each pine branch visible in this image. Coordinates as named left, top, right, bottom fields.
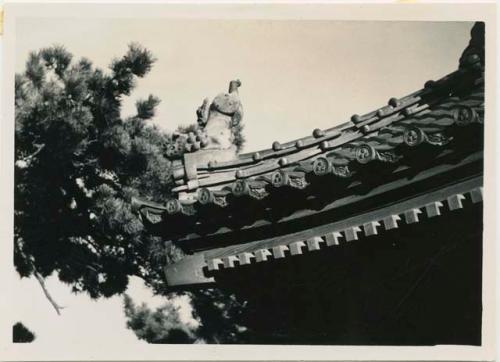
left=16, top=240, right=66, bottom=315
left=136, top=95, right=160, bottom=120
left=15, top=143, right=45, bottom=168
left=31, top=265, right=65, bottom=316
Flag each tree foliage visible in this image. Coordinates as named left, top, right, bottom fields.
left=189, top=288, right=250, bottom=343
left=13, top=322, right=36, bottom=343
left=123, top=294, right=196, bottom=344
left=124, top=289, right=250, bottom=344
left=15, top=44, right=177, bottom=298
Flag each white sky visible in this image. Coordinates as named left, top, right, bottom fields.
left=13, top=19, right=473, bottom=346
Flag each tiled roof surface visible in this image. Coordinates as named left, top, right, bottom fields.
left=133, top=23, right=485, bottom=243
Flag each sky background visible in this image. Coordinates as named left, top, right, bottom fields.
left=13, top=18, right=473, bottom=347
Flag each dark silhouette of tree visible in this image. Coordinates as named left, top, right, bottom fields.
left=15, top=43, right=176, bottom=306
left=13, top=322, right=36, bottom=343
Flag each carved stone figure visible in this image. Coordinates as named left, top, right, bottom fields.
left=202, top=79, right=243, bottom=150
left=167, top=80, right=243, bottom=158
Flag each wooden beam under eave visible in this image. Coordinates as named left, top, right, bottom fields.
left=164, top=253, right=215, bottom=288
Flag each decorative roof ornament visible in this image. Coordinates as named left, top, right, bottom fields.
left=459, top=22, right=484, bottom=71
left=199, top=79, right=243, bottom=150
left=167, top=79, right=243, bottom=158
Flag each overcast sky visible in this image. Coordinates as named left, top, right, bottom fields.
left=13, top=18, right=473, bottom=348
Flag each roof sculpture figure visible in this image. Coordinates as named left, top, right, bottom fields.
left=166, top=79, right=243, bottom=160
left=132, top=22, right=485, bottom=288
left=201, top=79, right=243, bottom=150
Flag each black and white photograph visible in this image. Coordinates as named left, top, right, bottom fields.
left=0, top=2, right=496, bottom=361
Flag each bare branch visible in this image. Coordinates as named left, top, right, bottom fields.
left=30, top=263, right=65, bottom=315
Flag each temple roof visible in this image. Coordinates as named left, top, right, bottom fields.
left=132, top=23, right=485, bottom=255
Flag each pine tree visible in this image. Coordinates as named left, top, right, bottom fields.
left=15, top=44, right=178, bottom=303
